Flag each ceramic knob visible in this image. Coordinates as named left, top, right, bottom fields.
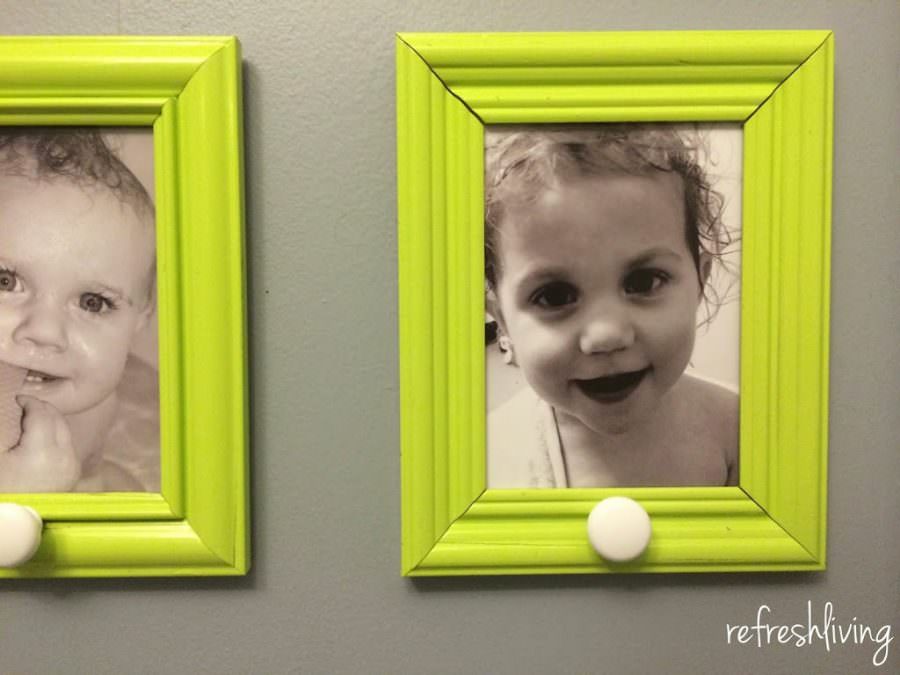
left=0, top=503, right=43, bottom=567
left=587, top=496, right=651, bottom=563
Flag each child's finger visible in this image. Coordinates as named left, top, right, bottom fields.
left=52, top=405, right=73, bottom=448
left=6, top=395, right=79, bottom=491
left=14, top=395, right=66, bottom=449
left=0, top=363, right=27, bottom=452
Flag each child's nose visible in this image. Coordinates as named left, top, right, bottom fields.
left=12, top=301, right=68, bottom=352
left=578, top=310, right=635, bottom=355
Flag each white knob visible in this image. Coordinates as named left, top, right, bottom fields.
left=0, top=503, right=43, bottom=567
left=587, top=496, right=651, bottom=563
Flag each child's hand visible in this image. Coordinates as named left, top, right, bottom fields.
left=0, top=396, right=80, bottom=493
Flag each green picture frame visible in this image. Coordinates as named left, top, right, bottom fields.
left=398, top=31, right=832, bottom=575
left=0, top=37, right=249, bottom=577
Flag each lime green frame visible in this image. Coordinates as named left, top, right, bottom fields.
left=398, top=31, right=832, bottom=575
left=0, top=37, right=248, bottom=577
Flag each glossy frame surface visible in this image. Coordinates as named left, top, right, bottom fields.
left=0, top=36, right=248, bottom=577
left=398, top=31, right=832, bottom=575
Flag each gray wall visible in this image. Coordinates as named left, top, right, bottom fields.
left=2, top=2, right=898, bottom=673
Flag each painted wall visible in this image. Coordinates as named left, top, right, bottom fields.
left=1, top=2, right=898, bottom=673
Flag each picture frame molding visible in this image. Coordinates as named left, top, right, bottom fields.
left=0, top=36, right=249, bottom=577
left=398, top=30, right=832, bottom=576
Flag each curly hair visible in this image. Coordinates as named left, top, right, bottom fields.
left=0, top=128, right=154, bottom=220
left=484, top=124, right=734, bottom=319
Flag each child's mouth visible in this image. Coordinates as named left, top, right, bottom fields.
left=24, top=369, right=62, bottom=384
left=575, top=368, right=649, bottom=403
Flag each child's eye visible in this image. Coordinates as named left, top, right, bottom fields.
left=530, top=282, right=578, bottom=309
left=79, top=293, right=116, bottom=314
left=0, top=268, right=20, bottom=293
left=624, top=269, right=669, bottom=295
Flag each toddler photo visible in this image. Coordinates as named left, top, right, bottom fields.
left=485, top=124, right=741, bottom=488
left=0, top=128, right=159, bottom=493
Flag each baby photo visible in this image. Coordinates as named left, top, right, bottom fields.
left=486, top=123, right=741, bottom=489
left=0, top=127, right=159, bottom=493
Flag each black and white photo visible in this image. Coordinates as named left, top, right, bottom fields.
left=485, top=123, right=741, bottom=488
left=0, top=128, right=159, bottom=492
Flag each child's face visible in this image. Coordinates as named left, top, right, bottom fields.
left=0, top=177, right=154, bottom=416
left=491, top=171, right=704, bottom=435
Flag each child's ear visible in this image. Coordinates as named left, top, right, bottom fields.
left=132, top=264, right=157, bottom=334
left=134, top=282, right=156, bottom=334
left=134, top=301, right=154, bottom=334
left=486, top=288, right=507, bottom=334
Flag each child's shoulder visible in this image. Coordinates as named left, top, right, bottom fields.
left=679, top=373, right=739, bottom=482
left=680, top=374, right=738, bottom=436
left=682, top=372, right=738, bottom=411
left=487, top=386, right=558, bottom=488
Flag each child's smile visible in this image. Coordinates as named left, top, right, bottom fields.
left=491, top=170, right=704, bottom=436
left=23, top=368, right=65, bottom=386
left=24, top=368, right=61, bottom=383
left=0, top=177, right=154, bottom=416
left=575, top=367, right=650, bottom=404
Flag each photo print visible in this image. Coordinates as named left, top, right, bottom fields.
left=485, top=123, right=742, bottom=489
left=0, top=127, right=159, bottom=493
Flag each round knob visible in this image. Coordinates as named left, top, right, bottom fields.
left=587, top=496, right=651, bottom=563
left=0, top=503, right=43, bottom=567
